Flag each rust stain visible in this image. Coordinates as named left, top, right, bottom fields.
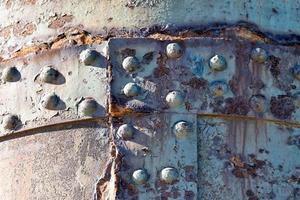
left=13, top=21, right=37, bottom=37
left=48, top=14, right=74, bottom=29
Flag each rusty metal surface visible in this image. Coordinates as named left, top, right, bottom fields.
left=0, top=121, right=110, bottom=200
left=1, top=0, right=300, bottom=61
left=0, top=22, right=300, bottom=200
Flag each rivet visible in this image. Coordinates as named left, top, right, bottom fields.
left=41, top=93, right=61, bottom=110
left=79, top=49, right=100, bottom=65
left=122, top=56, right=140, bottom=73
left=165, top=91, right=184, bottom=108
left=173, top=121, right=191, bottom=138
left=209, top=55, right=227, bottom=71
left=160, top=167, right=178, bottom=184
left=123, top=83, right=141, bottom=97
left=290, top=64, right=300, bottom=80
left=2, top=66, right=21, bottom=82
left=117, top=124, right=134, bottom=140
left=251, top=47, right=267, bottom=63
left=132, top=169, right=149, bottom=185
left=209, top=80, right=228, bottom=97
left=40, top=66, right=62, bottom=84
left=2, top=114, right=21, bottom=130
left=78, top=98, right=98, bottom=116
left=166, top=43, right=183, bottom=59
left=249, top=95, right=266, bottom=113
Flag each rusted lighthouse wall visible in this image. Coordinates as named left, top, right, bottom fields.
left=0, top=1, right=300, bottom=200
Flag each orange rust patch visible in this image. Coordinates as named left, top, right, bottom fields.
left=13, top=22, right=37, bottom=37
left=48, top=14, right=74, bottom=29
left=0, top=25, right=12, bottom=39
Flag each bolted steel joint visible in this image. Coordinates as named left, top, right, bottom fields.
left=78, top=98, right=98, bottom=116
left=166, top=43, right=183, bottom=59
left=209, top=55, right=227, bottom=71
left=117, top=124, right=134, bottom=140
left=165, top=91, right=185, bottom=108
left=2, top=114, right=21, bottom=130
left=40, top=66, right=64, bottom=84
left=173, top=121, right=191, bottom=139
left=160, top=167, right=179, bottom=184
left=132, top=169, right=149, bottom=185
left=251, top=47, right=268, bottom=63
left=41, top=93, right=62, bottom=110
left=79, top=49, right=100, bottom=66
left=122, top=56, right=140, bottom=73
left=123, top=82, right=141, bottom=97
left=2, top=66, right=21, bottom=82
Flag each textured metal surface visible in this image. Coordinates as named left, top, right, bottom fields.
left=1, top=1, right=300, bottom=60
left=0, top=35, right=300, bottom=199
left=0, top=122, right=110, bottom=200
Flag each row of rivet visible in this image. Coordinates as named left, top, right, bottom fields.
left=132, top=167, right=179, bottom=185
left=117, top=120, right=191, bottom=140
left=121, top=44, right=269, bottom=76
left=1, top=49, right=103, bottom=131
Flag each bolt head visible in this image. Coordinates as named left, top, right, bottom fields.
left=165, top=91, right=184, bottom=108
left=166, top=43, right=183, bottom=59
left=2, top=67, right=21, bottom=82
left=78, top=98, right=98, bottom=116
left=117, top=124, right=134, bottom=140
left=2, top=114, right=21, bottom=130
left=122, top=56, right=140, bottom=73
left=160, top=167, right=178, bottom=184
left=210, top=80, right=228, bottom=97
left=209, top=55, right=227, bottom=71
left=132, top=169, right=149, bottom=185
left=251, top=48, right=268, bottom=63
left=250, top=95, right=266, bottom=113
left=41, top=94, right=60, bottom=110
left=40, top=66, right=61, bottom=84
left=79, top=49, right=99, bottom=65
left=123, top=83, right=141, bottom=97
left=173, top=121, right=191, bottom=138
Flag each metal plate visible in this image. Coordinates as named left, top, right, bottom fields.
left=109, top=38, right=300, bottom=122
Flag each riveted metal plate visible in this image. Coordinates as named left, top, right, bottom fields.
left=0, top=43, right=109, bottom=134
left=109, top=38, right=300, bottom=123
left=113, top=113, right=197, bottom=199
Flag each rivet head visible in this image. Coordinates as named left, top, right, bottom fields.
left=122, top=56, right=140, bottom=73
left=173, top=121, right=191, bottom=138
left=165, top=91, right=184, bottom=108
left=209, top=80, right=228, bottom=97
left=2, top=67, right=21, bottom=82
left=166, top=43, right=183, bottom=59
left=132, top=169, right=149, bottom=185
left=79, top=49, right=99, bottom=65
left=117, top=124, right=134, bottom=140
left=40, top=66, right=62, bottom=84
left=160, top=167, right=178, bottom=184
left=2, top=114, right=21, bottom=130
left=290, top=64, right=300, bottom=80
left=123, top=83, right=141, bottom=97
left=41, top=94, right=61, bottom=110
left=251, top=47, right=268, bottom=63
left=209, top=55, right=227, bottom=71
left=250, top=95, right=266, bottom=113
left=78, top=98, right=98, bottom=116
